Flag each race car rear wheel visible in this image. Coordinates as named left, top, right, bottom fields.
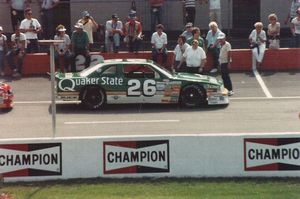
left=81, top=86, right=106, bottom=110
left=180, top=84, right=207, bottom=108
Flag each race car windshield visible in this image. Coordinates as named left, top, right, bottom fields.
left=151, top=63, right=173, bottom=78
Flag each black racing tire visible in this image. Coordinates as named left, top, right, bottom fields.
left=81, top=86, right=106, bottom=110
left=180, top=84, right=207, bottom=108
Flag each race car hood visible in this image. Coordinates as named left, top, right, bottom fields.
left=172, top=72, right=222, bottom=86
left=55, top=72, right=81, bottom=79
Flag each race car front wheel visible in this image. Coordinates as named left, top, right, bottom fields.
left=81, top=86, right=106, bottom=110
left=180, top=84, right=206, bottom=108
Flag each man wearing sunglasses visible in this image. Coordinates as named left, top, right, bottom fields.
left=180, top=39, right=206, bottom=74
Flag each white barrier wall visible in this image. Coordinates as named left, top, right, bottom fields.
left=1, top=133, right=300, bottom=182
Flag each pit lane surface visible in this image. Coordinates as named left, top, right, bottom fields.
left=1, top=72, right=300, bottom=139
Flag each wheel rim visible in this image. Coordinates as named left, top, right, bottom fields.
left=83, top=87, right=104, bottom=109
left=87, top=91, right=102, bottom=106
left=181, top=85, right=205, bottom=107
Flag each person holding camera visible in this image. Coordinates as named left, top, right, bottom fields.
left=6, top=26, right=26, bottom=78
left=19, top=8, right=41, bottom=53
left=105, top=14, right=123, bottom=53
left=249, top=22, right=266, bottom=69
left=54, top=24, right=71, bottom=72
left=78, top=11, right=98, bottom=50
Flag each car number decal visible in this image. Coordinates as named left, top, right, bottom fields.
left=75, top=54, right=104, bottom=71
left=127, top=79, right=156, bottom=97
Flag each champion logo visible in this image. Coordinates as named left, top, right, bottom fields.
left=0, top=143, right=62, bottom=177
left=103, top=140, right=170, bottom=174
left=244, top=138, right=300, bottom=171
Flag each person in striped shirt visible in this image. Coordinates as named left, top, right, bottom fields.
left=182, top=0, right=196, bottom=25
left=182, top=0, right=206, bottom=25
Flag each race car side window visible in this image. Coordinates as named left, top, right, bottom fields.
left=144, top=64, right=161, bottom=79
left=124, top=64, right=160, bottom=79
left=101, top=65, right=117, bottom=75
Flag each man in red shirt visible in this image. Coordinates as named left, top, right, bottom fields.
left=124, top=11, right=143, bottom=53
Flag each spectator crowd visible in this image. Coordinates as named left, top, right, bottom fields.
left=0, top=0, right=299, bottom=96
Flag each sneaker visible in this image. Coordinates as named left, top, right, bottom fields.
left=209, top=68, right=218, bottom=73
left=12, top=72, right=21, bottom=78
left=228, top=90, right=234, bottom=96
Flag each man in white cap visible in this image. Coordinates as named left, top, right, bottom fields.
left=105, top=14, right=123, bottom=53
left=218, top=32, right=233, bottom=96
left=70, top=22, right=90, bottom=72
left=78, top=11, right=98, bottom=49
left=0, top=26, right=7, bottom=76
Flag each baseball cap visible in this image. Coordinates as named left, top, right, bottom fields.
left=58, top=27, right=66, bottom=32
left=185, top=22, right=193, bottom=28
left=56, top=24, right=66, bottom=32
left=0, top=26, right=3, bottom=31
left=82, top=11, right=90, bottom=17
left=129, top=10, right=136, bottom=19
left=217, top=32, right=226, bottom=40
left=74, top=22, right=84, bottom=29
left=112, top=14, right=119, bottom=19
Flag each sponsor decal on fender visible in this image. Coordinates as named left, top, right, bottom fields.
left=0, top=143, right=62, bottom=177
left=103, top=140, right=169, bottom=174
left=244, top=138, right=300, bottom=171
left=58, top=77, right=124, bottom=91
left=58, top=78, right=100, bottom=91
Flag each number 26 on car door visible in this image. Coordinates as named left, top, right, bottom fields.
left=127, top=79, right=156, bottom=97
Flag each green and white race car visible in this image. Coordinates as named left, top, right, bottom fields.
left=56, top=59, right=229, bottom=109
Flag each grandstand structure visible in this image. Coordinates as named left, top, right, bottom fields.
left=0, top=0, right=291, bottom=34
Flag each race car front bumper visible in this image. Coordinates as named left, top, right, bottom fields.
left=0, top=95, right=13, bottom=109
left=207, top=88, right=229, bottom=105
left=207, top=94, right=229, bottom=105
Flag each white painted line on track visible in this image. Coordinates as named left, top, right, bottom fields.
left=64, top=119, right=180, bottom=125
left=230, top=96, right=300, bottom=100
left=2, top=132, right=300, bottom=141
left=13, top=96, right=300, bottom=105
left=253, top=68, right=273, bottom=98
left=14, top=100, right=80, bottom=104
